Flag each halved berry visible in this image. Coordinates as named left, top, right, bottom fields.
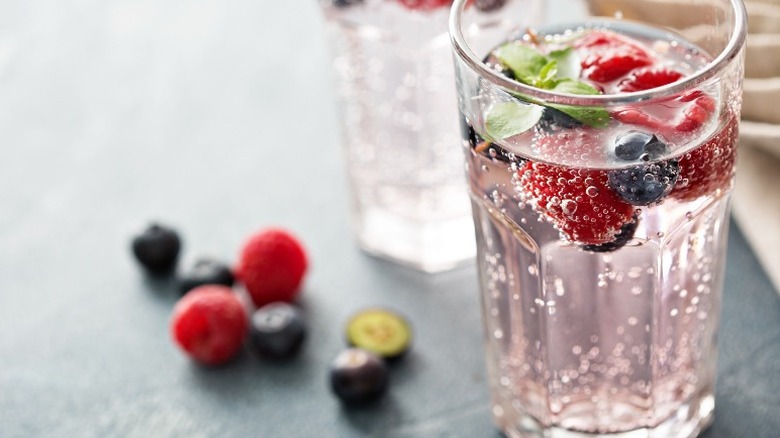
left=170, top=285, right=248, bottom=366
left=346, top=309, right=412, bottom=359
left=236, top=228, right=308, bottom=308
left=178, top=258, right=234, bottom=295
left=131, top=223, right=181, bottom=275
left=574, top=30, right=653, bottom=83
left=617, top=67, right=683, bottom=92
left=671, top=116, right=739, bottom=200
left=250, top=303, right=307, bottom=360
left=519, top=162, right=635, bottom=245
left=329, top=349, right=389, bottom=404
left=397, top=0, right=451, bottom=10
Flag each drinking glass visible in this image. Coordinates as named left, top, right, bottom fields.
left=318, top=0, right=541, bottom=272
left=450, top=0, right=746, bottom=435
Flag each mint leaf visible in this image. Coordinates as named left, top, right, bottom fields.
left=548, top=48, right=581, bottom=81
left=536, top=60, right=559, bottom=88
left=551, top=79, right=600, bottom=95
left=494, top=43, right=548, bottom=83
left=485, top=102, right=544, bottom=140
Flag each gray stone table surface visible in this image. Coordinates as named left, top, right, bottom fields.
left=0, top=1, right=778, bottom=437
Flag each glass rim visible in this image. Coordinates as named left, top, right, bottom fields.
left=448, top=0, right=748, bottom=106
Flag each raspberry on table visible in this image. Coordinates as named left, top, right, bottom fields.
left=170, top=285, right=248, bottom=366
left=236, top=228, right=308, bottom=308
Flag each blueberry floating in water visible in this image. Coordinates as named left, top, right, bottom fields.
left=178, top=258, right=234, bottom=295
left=582, top=215, right=639, bottom=253
left=537, top=107, right=583, bottom=132
left=608, top=131, right=679, bottom=206
left=251, top=303, right=307, bottom=360
left=329, top=348, right=389, bottom=404
left=131, top=223, right=181, bottom=275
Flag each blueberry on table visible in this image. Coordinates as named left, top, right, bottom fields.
left=250, top=303, right=307, bottom=360
left=178, top=258, right=234, bottom=295
left=346, top=309, right=412, bottom=359
left=329, top=348, right=389, bottom=404
left=131, top=223, right=181, bottom=275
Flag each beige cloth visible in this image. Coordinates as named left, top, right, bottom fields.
left=734, top=1, right=780, bottom=291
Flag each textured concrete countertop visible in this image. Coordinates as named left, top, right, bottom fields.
left=0, top=1, right=778, bottom=437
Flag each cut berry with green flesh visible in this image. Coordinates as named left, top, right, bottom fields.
left=519, top=162, right=635, bottom=245
left=574, top=30, right=653, bottom=83
left=330, top=349, right=389, bottom=404
left=397, top=0, right=450, bottom=10
left=236, top=228, right=308, bottom=308
left=250, top=303, right=306, bottom=360
left=170, top=285, right=247, bottom=366
left=671, top=116, right=739, bottom=200
left=131, top=223, right=181, bottom=275
left=178, top=258, right=234, bottom=295
left=582, top=214, right=639, bottom=253
left=617, top=67, right=683, bottom=92
left=346, top=309, right=412, bottom=359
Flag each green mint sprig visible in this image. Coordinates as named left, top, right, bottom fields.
left=484, top=41, right=610, bottom=141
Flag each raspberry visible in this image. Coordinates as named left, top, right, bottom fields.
left=617, top=67, right=683, bottom=92
left=236, top=228, right=308, bottom=308
left=519, top=162, right=636, bottom=245
left=671, top=116, right=739, bottom=200
left=613, top=91, right=717, bottom=136
left=574, top=30, right=653, bottom=83
left=397, top=0, right=451, bottom=10
left=170, top=285, right=248, bottom=366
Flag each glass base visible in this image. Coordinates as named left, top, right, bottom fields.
left=354, top=206, right=475, bottom=273
left=496, top=394, right=714, bottom=438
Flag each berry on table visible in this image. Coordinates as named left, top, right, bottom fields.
left=236, top=228, right=308, bottom=308
left=346, top=309, right=412, bottom=359
left=170, top=285, right=248, bottom=366
left=329, top=348, right=389, bottom=404
left=250, top=303, right=307, bottom=360
left=131, top=223, right=181, bottom=275
left=178, top=258, right=234, bottom=295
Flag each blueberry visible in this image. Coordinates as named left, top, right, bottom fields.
left=332, top=0, right=363, bottom=7
left=612, top=130, right=666, bottom=161
left=608, top=161, right=679, bottom=206
left=250, top=303, right=307, bottom=360
left=582, top=216, right=639, bottom=253
left=329, top=348, right=389, bottom=404
left=178, top=258, right=234, bottom=295
left=131, top=223, right=181, bottom=275
left=609, top=131, right=679, bottom=206
left=537, top=107, right=582, bottom=132
left=475, top=0, right=507, bottom=12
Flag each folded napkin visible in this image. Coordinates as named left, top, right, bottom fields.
left=734, top=1, right=780, bottom=292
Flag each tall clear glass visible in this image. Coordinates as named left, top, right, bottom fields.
left=318, top=0, right=541, bottom=272
left=450, top=0, right=746, bottom=435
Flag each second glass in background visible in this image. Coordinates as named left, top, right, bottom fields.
left=318, top=0, right=540, bottom=272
